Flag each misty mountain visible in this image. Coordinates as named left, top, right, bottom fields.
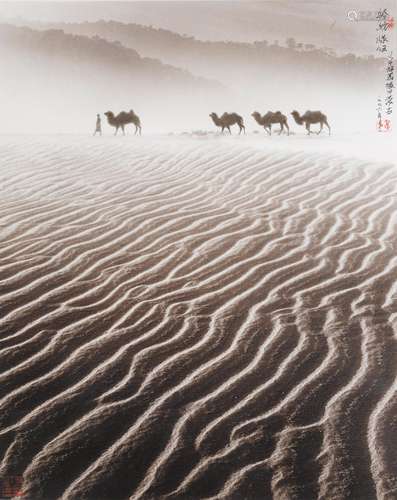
left=1, top=0, right=395, bottom=54
left=26, top=20, right=387, bottom=99
left=0, top=23, right=226, bottom=91
left=0, top=24, right=230, bottom=133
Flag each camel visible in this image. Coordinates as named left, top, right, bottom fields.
left=291, top=110, right=330, bottom=135
left=209, top=112, right=245, bottom=134
left=251, top=111, right=289, bottom=135
left=104, top=109, right=142, bottom=135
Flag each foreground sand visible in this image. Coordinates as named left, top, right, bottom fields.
left=0, top=135, right=396, bottom=499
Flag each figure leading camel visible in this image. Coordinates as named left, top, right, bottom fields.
left=291, top=110, right=330, bottom=135
left=104, top=109, right=142, bottom=135
left=209, top=112, right=245, bottom=134
left=251, top=111, right=289, bottom=135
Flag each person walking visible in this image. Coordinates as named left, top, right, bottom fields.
left=93, top=114, right=102, bottom=136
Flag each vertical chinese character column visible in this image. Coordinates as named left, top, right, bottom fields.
left=376, top=9, right=395, bottom=131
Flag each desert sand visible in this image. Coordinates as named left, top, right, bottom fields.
left=0, top=133, right=396, bottom=499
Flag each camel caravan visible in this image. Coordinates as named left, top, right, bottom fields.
left=210, top=110, right=330, bottom=135
left=96, top=108, right=330, bottom=136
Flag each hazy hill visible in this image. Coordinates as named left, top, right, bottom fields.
left=1, top=0, right=395, bottom=54
left=0, top=24, right=229, bottom=133
left=28, top=21, right=386, bottom=91
left=20, top=20, right=390, bottom=128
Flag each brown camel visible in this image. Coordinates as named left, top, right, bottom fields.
left=104, top=109, right=142, bottom=135
left=209, top=112, right=245, bottom=134
left=291, top=110, right=330, bottom=135
left=251, top=111, right=289, bottom=135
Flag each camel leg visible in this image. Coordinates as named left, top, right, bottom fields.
left=221, top=127, right=225, bottom=134
left=122, top=125, right=125, bottom=136
left=278, top=123, right=283, bottom=136
left=306, top=123, right=311, bottom=135
left=285, top=121, right=290, bottom=136
left=114, top=126, right=119, bottom=136
left=228, top=126, right=232, bottom=134
left=269, top=124, right=272, bottom=136
left=317, top=122, right=323, bottom=135
left=325, top=120, right=331, bottom=135
left=264, top=126, right=270, bottom=136
left=139, top=126, right=142, bottom=135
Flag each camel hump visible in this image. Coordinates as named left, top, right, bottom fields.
left=117, top=111, right=129, bottom=119
left=307, top=110, right=324, bottom=117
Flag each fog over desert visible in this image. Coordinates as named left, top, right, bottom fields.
left=0, top=2, right=396, bottom=500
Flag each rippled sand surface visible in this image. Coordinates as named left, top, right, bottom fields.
left=0, top=136, right=396, bottom=499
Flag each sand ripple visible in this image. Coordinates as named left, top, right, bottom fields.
left=0, top=136, right=396, bottom=499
